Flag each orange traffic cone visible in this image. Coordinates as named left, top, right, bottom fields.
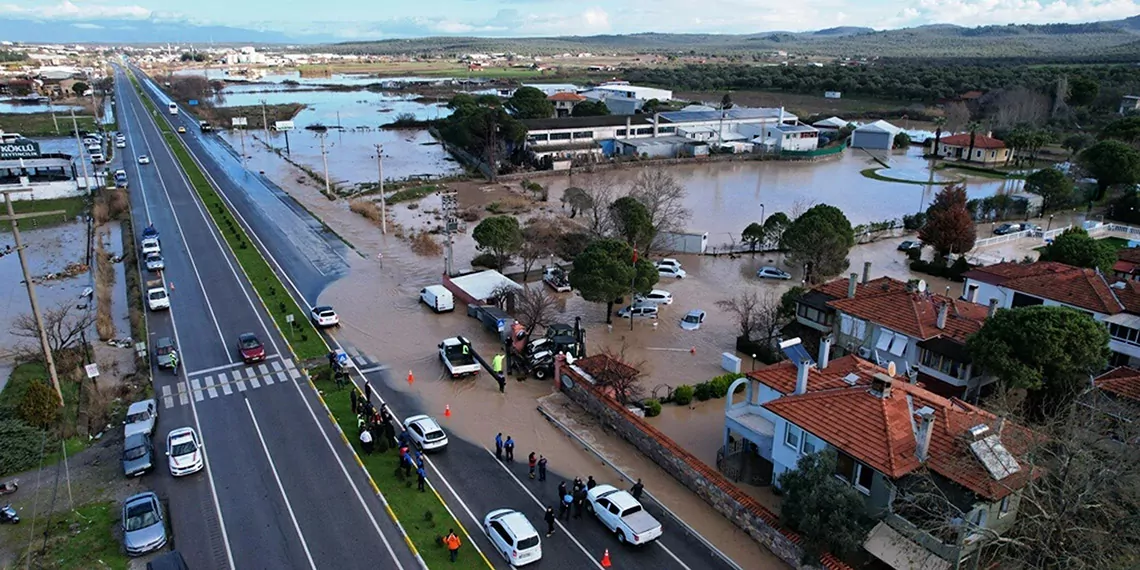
left=444, top=405, right=451, bottom=418
left=407, top=370, right=414, bottom=385
left=601, top=549, right=611, bottom=568
left=689, top=346, right=696, bottom=355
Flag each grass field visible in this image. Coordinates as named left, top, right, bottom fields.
left=0, top=112, right=99, bottom=137
left=129, top=71, right=328, bottom=361
left=676, top=89, right=935, bottom=118
left=311, top=368, right=489, bottom=570
left=387, top=184, right=439, bottom=204
left=16, top=501, right=129, bottom=570
left=293, top=60, right=609, bottom=83
left=0, top=196, right=88, bottom=232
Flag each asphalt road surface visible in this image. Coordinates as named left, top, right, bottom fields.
left=114, top=64, right=419, bottom=570
left=127, top=64, right=743, bottom=570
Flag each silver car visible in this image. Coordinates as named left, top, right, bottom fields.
left=122, top=492, right=167, bottom=556
left=680, top=310, right=706, bottom=331
left=121, top=433, right=154, bottom=478
left=145, top=253, right=164, bottom=271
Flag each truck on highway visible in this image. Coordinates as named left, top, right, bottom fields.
left=439, top=336, right=481, bottom=378
left=586, top=484, right=663, bottom=545
left=146, top=279, right=170, bottom=311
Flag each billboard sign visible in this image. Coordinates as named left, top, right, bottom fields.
left=231, top=117, right=248, bottom=127
left=824, top=91, right=842, bottom=99
left=188, top=99, right=199, bottom=106
left=274, top=120, right=295, bottom=131
left=0, top=138, right=40, bottom=160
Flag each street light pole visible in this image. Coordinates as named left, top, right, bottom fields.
left=319, top=131, right=331, bottom=199
left=375, top=144, right=386, bottom=235
left=70, top=109, right=92, bottom=195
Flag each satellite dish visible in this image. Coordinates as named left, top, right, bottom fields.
left=887, top=361, right=897, bottom=377
left=917, top=279, right=927, bottom=293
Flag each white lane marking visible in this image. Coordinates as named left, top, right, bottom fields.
left=221, top=381, right=233, bottom=396
left=177, top=382, right=189, bottom=407
left=482, top=447, right=605, bottom=569
left=354, top=356, right=368, bottom=366
left=258, top=363, right=269, bottom=375
left=276, top=371, right=288, bottom=385
left=289, top=368, right=302, bottom=380
left=262, top=372, right=275, bottom=386
left=656, top=541, right=694, bottom=570
left=185, top=356, right=278, bottom=379
left=123, top=73, right=233, bottom=363
left=204, top=376, right=218, bottom=399
left=190, top=379, right=204, bottom=402
left=249, top=376, right=261, bottom=389
left=242, top=398, right=318, bottom=570
left=236, top=380, right=247, bottom=392
left=271, top=361, right=283, bottom=372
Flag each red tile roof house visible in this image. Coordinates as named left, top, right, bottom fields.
left=548, top=91, right=586, bottom=117
left=1084, top=367, right=1140, bottom=432
left=1112, top=246, right=1140, bottom=282
left=724, top=349, right=1038, bottom=570
left=934, top=133, right=1012, bottom=166
left=786, top=269, right=994, bottom=401
left=963, top=260, right=1140, bottom=368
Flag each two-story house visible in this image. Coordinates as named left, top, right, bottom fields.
left=726, top=348, right=1038, bottom=570
left=784, top=263, right=907, bottom=359
left=963, top=261, right=1140, bottom=367
left=1083, top=367, right=1140, bottom=441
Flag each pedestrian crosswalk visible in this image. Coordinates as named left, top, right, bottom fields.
left=160, top=358, right=302, bottom=409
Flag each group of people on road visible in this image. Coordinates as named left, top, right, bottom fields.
left=494, top=433, right=515, bottom=461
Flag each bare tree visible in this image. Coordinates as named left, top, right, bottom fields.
left=579, top=179, right=616, bottom=237
left=944, top=101, right=972, bottom=133
left=789, top=198, right=818, bottom=221
left=716, top=290, right=783, bottom=343
left=985, top=87, right=1052, bottom=129
left=12, top=302, right=95, bottom=357
left=561, top=187, right=591, bottom=219
left=514, top=286, right=562, bottom=336
left=628, top=169, right=691, bottom=254
left=518, top=216, right=565, bottom=281
left=593, top=347, right=646, bottom=405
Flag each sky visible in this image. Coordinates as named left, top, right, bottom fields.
left=2, top=0, right=1138, bottom=39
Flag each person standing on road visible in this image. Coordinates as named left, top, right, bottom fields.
left=404, top=451, right=415, bottom=477
left=573, top=487, right=587, bottom=519
left=537, top=455, right=548, bottom=482
left=586, top=475, right=597, bottom=490
left=504, top=436, right=515, bottom=462
left=364, top=379, right=372, bottom=405
left=528, top=452, right=537, bottom=479
left=495, top=433, right=503, bottom=460
left=631, top=478, right=644, bottom=500
left=445, top=529, right=461, bottom=562
left=572, top=477, right=583, bottom=494
left=327, top=351, right=337, bottom=367
left=544, top=506, right=556, bottom=537
left=559, top=493, right=572, bottom=521
left=496, top=373, right=506, bottom=394
left=558, top=481, right=567, bottom=500
left=349, top=387, right=358, bottom=414
left=417, top=465, right=427, bottom=492
left=415, top=450, right=425, bottom=469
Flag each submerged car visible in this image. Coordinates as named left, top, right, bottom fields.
left=122, top=492, right=167, bottom=556
left=680, top=310, right=706, bottom=331
left=617, top=304, right=659, bottom=319
left=634, top=289, right=673, bottom=306
left=897, top=240, right=923, bottom=252
left=237, top=332, right=265, bottom=363
left=657, top=265, right=686, bottom=279
left=756, top=266, right=791, bottom=280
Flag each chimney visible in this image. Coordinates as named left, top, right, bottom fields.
left=966, top=283, right=979, bottom=303
left=914, top=407, right=935, bottom=462
left=862, top=262, right=871, bottom=285
left=779, top=106, right=785, bottom=125
left=653, top=112, right=660, bottom=138
left=870, top=373, right=893, bottom=399
left=987, top=298, right=999, bottom=318
left=819, top=336, right=832, bottom=370
left=794, top=359, right=810, bottom=395
left=936, top=302, right=949, bottom=330
left=848, top=273, right=858, bottom=298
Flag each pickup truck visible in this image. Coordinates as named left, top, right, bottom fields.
left=439, top=336, right=481, bottom=378
left=586, top=484, right=663, bottom=545
left=146, top=279, right=170, bottom=311
left=543, top=266, right=571, bottom=293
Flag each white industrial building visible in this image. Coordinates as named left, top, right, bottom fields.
left=761, top=123, right=820, bottom=152
left=581, top=81, right=673, bottom=102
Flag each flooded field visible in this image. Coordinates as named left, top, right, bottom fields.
left=213, top=88, right=452, bottom=128
left=173, top=68, right=449, bottom=88
left=0, top=98, right=84, bottom=114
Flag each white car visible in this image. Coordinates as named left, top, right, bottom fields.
left=484, top=509, right=542, bottom=566
left=403, top=415, right=448, bottom=451
left=756, top=266, right=792, bottom=280
left=138, top=155, right=150, bottom=164
left=310, top=305, right=339, bottom=327
left=91, top=153, right=105, bottom=164
left=141, top=237, right=161, bottom=256
left=116, top=140, right=126, bottom=148
left=617, top=304, right=658, bottom=319
left=634, top=289, right=673, bottom=306
left=657, top=265, right=686, bottom=279
left=656, top=258, right=682, bottom=271
left=586, top=484, right=663, bottom=545
left=145, top=253, right=165, bottom=271
left=123, top=399, right=158, bottom=439
left=680, top=309, right=706, bottom=331
left=166, top=427, right=204, bottom=477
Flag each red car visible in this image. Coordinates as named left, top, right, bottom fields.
left=237, top=333, right=265, bottom=363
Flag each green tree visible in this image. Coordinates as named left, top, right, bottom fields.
left=965, top=121, right=982, bottom=162
left=781, top=205, right=854, bottom=284
left=1078, top=140, right=1140, bottom=199
left=779, top=450, right=870, bottom=563
left=893, top=131, right=911, bottom=149
left=1024, top=168, right=1075, bottom=212
left=569, top=239, right=658, bottom=323
left=1038, top=227, right=1117, bottom=273
left=18, top=379, right=59, bottom=429
left=918, top=184, right=976, bottom=257
left=609, top=196, right=653, bottom=249
left=967, top=305, right=1109, bottom=415
left=1098, top=116, right=1140, bottom=145
left=779, top=286, right=807, bottom=321
left=762, top=212, right=791, bottom=250
left=931, top=116, right=946, bottom=156
left=641, top=98, right=661, bottom=114
left=472, top=215, right=523, bottom=270
left=70, top=81, right=89, bottom=97
left=1061, top=133, right=1095, bottom=158
left=720, top=92, right=733, bottom=109
left=742, top=222, right=765, bottom=254
left=571, top=100, right=610, bottom=117
left=507, top=86, right=554, bottom=120
left=1066, top=76, right=1099, bottom=107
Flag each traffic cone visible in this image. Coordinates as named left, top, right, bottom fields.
left=444, top=405, right=451, bottom=418
left=407, top=370, right=414, bottom=385
left=169, top=281, right=175, bottom=292
left=601, top=549, right=611, bottom=568
left=690, top=346, right=696, bottom=355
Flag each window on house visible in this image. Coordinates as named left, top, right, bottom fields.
left=659, top=126, right=675, bottom=133
left=835, top=451, right=856, bottom=483
left=802, top=434, right=819, bottom=455
left=572, top=131, right=594, bottom=139
left=990, top=150, right=996, bottom=158
left=549, top=132, right=572, bottom=141
left=616, top=129, right=627, bottom=136
left=784, top=425, right=802, bottom=450
left=855, top=463, right=873, bottom=493
left=999, top=496, right=1011, bottom=517
left=971, top=508, right=988, bottom=529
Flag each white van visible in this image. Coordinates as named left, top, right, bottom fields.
left=420, top=285, right=454, bottom=313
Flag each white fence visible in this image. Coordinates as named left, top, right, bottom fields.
left=970, top=221, right=1140, bottom=254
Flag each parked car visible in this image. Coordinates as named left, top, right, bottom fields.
left=483, top=509, right=542, bottom=566
left=123, top=400, right=157, bottom=439
left=634, top=289, right=673, bottom=306
left=310, top=305, right=339, bottom=327
left=585, top=484, right=663, bottom=545
left=617, top=304, right=659, bottom=320
left=403, top=415, right=449, bottom=451
left=90, top=153, right=105, bottom=164
left=122, top=433, right=155, bottom=477
left=154, top=336, right=177, bottom=370
left=141, top=237, right=161, bottom=256
left=145, top=253, right=164, bottom=271
left=138, top=155, right=150, bottom=164
left=657, top=265, right=686, bottom=279
left=237, top=333, right=266, bottom=363
left=680, top=310, right=706, bottom=331
left=897, top=240, right=922, bottom=252
left=121, top=492, right=167, bottom=556
left=756, top=266, right=791, bottom=280
left=993, top=223, right=1025, bottom=235
left=166, top=427, right=204, bottom=477
left=116, top=139, right=126, bottom=148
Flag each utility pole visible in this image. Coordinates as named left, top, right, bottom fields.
left=48, top=98, right=59, bottom=134
left=70, top=109, right=92, bottom=195
left=318, top=131, right=331, bottom=198
left=1, top=189, right=67, bottom=405
left=374, top=144, right=387, bottom=234
left=441, top=191, right=458, bottom=276
left=260, top=98, right=269, bottom=140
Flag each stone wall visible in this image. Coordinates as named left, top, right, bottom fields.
left=556, top=357, right=853, bottom=570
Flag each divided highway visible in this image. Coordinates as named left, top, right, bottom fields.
left=125, top=64, right=741, bottom=570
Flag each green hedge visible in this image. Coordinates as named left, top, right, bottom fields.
left=643, top=399, right=662, bottom=417
left=673, top=373, right=745, bottom=406
left=673, top=385, right=694, bottom=405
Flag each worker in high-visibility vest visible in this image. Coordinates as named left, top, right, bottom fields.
left=491, top=354, right=504, bottom=374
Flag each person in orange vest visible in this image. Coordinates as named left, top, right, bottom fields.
left=444, top=529, right=461, bottom=562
